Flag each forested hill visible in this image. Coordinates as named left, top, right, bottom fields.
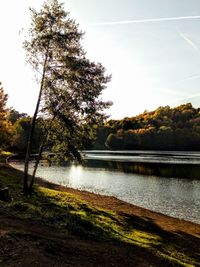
left=91, top=103, right=200, bottom=151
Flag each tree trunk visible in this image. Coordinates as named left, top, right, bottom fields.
left=29, top=115, right=56, bottom=190
left=29, top=143, right=45, bottom=190
left=23, top=48, right=49, bottom=193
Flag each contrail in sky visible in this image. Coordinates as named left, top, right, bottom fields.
left=177, top=92, right=200, bottom=101
left=172, top=73, right=200, bottom=86
left=178, top=30, right=200, bottom=53
left=92, top=15, right=200, bottom=26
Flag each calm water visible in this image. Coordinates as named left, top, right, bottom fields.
left=12, top=150, right=200, bottom=224
left=83, top=150, right=200, bottom=164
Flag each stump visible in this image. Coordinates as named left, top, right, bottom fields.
left=0, top=187, right=11, bottom=201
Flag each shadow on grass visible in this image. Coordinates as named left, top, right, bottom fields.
left=0, top=164, right=200, bottom=266
left=121, top=213, right=200, bottom=266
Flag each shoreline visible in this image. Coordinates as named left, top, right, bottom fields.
left=10, top=161, right=200, bottom=226
left=6, top=162, right=200, bottom=233
left=35, top=174, right=200, bottom=237
left=1, top=163, right=200, bottom=266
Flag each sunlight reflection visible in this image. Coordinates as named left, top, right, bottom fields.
left=11, top=159, right=200, bottom=224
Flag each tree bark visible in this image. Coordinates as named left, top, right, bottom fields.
left=29, top=114, right=56, bottom=190
left=29, top=142, right=45, bottom=190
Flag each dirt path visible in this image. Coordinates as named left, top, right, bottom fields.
left=0, top=212, right=172, bottom=267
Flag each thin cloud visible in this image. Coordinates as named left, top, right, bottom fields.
left=91, top=15, right=200, bottom=26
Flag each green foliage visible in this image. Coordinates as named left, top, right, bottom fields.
left=93, top=103, right=200, bottom=150
left=23, top=0, right=112, bottom=162
left=11, top=117, right=31, bottom=152
left=0, top=151, right=12, bottom=163
left=8, top=109, right=27, bottom=124
left=11, top=117, right=44, bottom=152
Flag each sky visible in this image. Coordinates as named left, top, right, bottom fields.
left=1, top=1, right=200, bottom=119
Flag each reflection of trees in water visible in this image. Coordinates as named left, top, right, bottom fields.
left=85, top=159, right=200, bottom=179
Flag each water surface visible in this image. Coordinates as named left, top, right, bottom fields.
left=13, top=155, right=200, bottom=224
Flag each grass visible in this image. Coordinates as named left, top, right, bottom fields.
left=0, top=151, right=12, bottom=163
left=0, top=152, right=199, bottom=266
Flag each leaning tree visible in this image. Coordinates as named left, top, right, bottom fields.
left=23, top=0, right=112, bottom=192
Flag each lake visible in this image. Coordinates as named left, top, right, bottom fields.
left=11, top=150, right=200, bottom=224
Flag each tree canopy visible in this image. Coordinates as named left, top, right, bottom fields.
left=23, top=0, right=112, bottom=191
left=91, top=103, right=200, bottom=151
left=0, top=83, right=13, bottom=149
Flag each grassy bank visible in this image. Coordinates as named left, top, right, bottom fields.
left=0, top=156, right=200, bottom=266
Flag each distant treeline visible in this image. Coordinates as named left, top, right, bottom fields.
left=2, top=92, right=200, bottom=152
left=90, top=103, right=200, bottom=151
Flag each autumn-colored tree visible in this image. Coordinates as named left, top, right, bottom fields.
left=94, top=103, right=200, bottom=151
left=0, top=83, right=13, bottom=149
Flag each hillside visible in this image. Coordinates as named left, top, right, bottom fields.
left=92, top=103, right=200, bottom=150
